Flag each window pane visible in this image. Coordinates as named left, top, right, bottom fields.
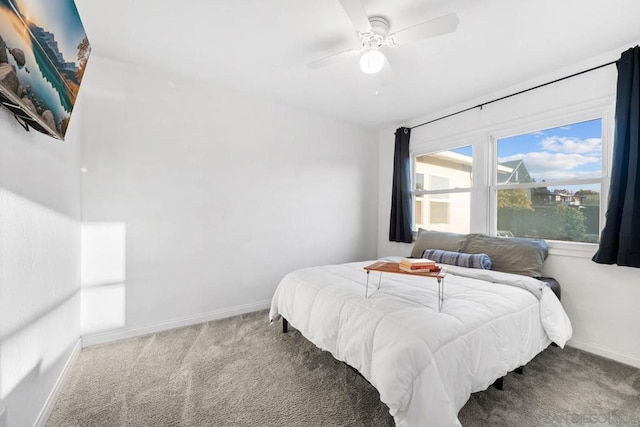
left=415, top=192, right=470, bottom=233
left=430, top=175, right=450, bottom=200
left=497, top=119, right=602, bottom=183
left=430, top=201, right=449, bottom=224
left=497, top=184, right=600, bottom=243
left=415, top=146, right=473, bottom=190
left=416, top=173, right=425, bottom=190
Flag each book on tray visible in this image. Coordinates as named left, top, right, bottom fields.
left=399, top=258, right=440, bottom=273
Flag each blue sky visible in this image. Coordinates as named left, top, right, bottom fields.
left=497, top=118, right=602, bottom=182
left=452, top=145, right=472, bottom=157
left=12, top=0, right=87, bottom=63
left=444, top=119, right=602, bottom=193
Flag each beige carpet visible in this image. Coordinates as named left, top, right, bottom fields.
left=48, top=310, right=640, bottom=426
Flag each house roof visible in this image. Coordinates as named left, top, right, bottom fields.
left=497, top=160, right=532, bottom=184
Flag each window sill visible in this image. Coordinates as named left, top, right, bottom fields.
left=547, top=240, right=598, bottom=259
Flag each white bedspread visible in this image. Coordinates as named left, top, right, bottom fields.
left=269, top=259, right=572, bottom=427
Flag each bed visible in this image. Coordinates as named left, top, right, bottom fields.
left=269, top=232, right=572, bottom=427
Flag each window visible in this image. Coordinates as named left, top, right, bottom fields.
left=494, top=118, right=603, bottom=243
left=413, top=146, right=472, bottom=233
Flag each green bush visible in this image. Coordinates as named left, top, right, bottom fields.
left=498, top=204, right=588, bottom=242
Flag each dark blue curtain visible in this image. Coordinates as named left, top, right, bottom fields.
left=593, top=46, right=640, bottom=267
left=389, top=127, right=413, bottom=243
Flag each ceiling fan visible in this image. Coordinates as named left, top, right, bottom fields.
left=308, top=0, right=459, bottom=75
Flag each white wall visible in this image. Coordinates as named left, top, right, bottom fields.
left=79, top=56, right=378, bottom=344
left=0, top=105, right=83, bottom=424
left=377, top=45, right=640, bottom=368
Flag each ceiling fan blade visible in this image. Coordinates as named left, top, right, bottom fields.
left=390, top=13, right=459, bottom=46
left=339, top=0, right=372, bottom=33
left=307, top=49, right=359, bottom=69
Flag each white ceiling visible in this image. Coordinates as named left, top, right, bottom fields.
left=74, top=0, right=640, bottom=130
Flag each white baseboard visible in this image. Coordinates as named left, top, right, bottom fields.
left=81, top=300, right=271, bottom=348
left=34, top=339, right=82, bottom=427
left=567, top=338, right=640, bottom=369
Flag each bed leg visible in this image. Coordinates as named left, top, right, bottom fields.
left=493, top=376, right=504, bottom=391
left=515, top=366, right=524, bottom=375
left=282, top=317, right=288, bottom=333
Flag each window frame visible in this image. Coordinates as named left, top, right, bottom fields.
left=488, top=108, right=612, bottom=249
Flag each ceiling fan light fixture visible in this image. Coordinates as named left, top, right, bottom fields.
left=359, top=50, right=385, bottom=74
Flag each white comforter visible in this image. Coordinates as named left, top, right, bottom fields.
left=269, top=258, right=572, bottom=427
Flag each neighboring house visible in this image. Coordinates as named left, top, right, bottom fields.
left=415, top=157, right=536, bottom=233
left=414, top=151, right=472, bottom=233
left=532, top=187, right=585, bottom=206
left=497, top=160, right=532, bottom=184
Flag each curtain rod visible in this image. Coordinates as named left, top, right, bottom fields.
left=410, top=59, right=618, bottom=130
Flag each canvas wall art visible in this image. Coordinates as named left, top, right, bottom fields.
left=0, top=0, right=90, bottom=140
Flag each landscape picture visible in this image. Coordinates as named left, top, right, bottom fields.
left=0, top=0, right=90, bottom=140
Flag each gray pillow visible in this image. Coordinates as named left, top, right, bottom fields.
left=410, top=229, right=466, bottom=258
left=461, top=233, right=548, bottom=277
